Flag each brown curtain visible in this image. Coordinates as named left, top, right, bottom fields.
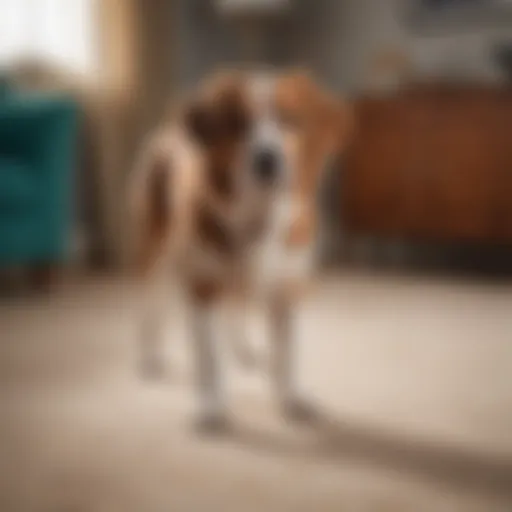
left=94, top=0, right=175, bottom=269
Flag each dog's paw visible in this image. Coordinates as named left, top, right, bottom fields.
left=194, top=412, right=230, bottom=436
left=281, top=397, right=318, bottom=424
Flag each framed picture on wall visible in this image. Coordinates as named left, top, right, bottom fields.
left=407, top=0, right=512, bottom=31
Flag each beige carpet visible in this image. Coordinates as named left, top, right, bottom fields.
left=1, top=271, right=512, bottom=511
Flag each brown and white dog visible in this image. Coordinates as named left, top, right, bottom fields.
left=129, top=69, right=351, bottom=431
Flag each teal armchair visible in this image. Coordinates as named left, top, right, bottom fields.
left=0, top=91, right=79, bottom=267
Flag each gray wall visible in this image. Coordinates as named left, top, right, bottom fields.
left=174, top=0, right=338, bottom=90
left=326, top=0, right=511, bottom=93
left=174, top=0, right=511, bottom=94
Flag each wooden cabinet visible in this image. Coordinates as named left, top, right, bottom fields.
left=342, top=85, right=512, bottom=243
left=495, top=90, right=512, bottom=239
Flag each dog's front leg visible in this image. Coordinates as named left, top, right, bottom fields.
left=190, top=295, right=227, bottom=433
left=270, top=295, right=316, bottom=422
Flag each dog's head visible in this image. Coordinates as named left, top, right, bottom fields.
left=183, top=69, right=352, bottom=205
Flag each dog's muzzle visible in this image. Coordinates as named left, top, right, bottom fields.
left=251, top=146, right=282, bottom=184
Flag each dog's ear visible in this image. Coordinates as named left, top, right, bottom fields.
left=216, top=85, right=250, bottom=139
left=184, top=100, right=217, bottom=147
left=317, top=91, right=353, bottom=157
left=184, top=72, right=249, bottom=147
left=282, top=69, right=352, bottom=155
left=278, top=70, right=353, bottom=196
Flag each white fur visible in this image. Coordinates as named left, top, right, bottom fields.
left=251, top=196, right=313, bottom=297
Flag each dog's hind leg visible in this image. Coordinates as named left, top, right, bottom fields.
left=129, top=127, right=200, bottom=381
left=138, top=255, right=171, bottom=379
left=133, top=151, right=174, bottom=380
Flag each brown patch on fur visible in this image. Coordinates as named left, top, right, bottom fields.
left=276, top=71, right=352, bottom=199
left=189, top=278, right=223, bottom=304
left=245, top=213, right=268, bottom=244
left=280, top=277, right=316, bottom=302
left=148, top=156, right=170, bottom=237
left=184, top=71, right=249, bottom=205
left=137, top=154, right=172, bottom=274
left=276, top=71, right=353, bottom=251
left=285, top=206, right=315, bottom=248
left=196, top=203, right=237, bottom=255
left=207, top=159, right=236, bottom=200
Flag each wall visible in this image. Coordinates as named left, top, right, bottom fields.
left=315, top=0, right=511, bottom=93
left=174, top=0, right=512, bottom=92
left=174, top=0, right=317, bottom=90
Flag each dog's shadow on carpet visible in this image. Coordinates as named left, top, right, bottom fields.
left=223, top=405, right=512, bottom=501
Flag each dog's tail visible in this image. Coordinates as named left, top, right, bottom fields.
left=128, top=132, right=175, bottom=274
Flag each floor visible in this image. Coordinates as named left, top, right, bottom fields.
left=1, top=271, right=512, bottom=512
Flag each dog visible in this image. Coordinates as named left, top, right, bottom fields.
left=129, top=69, right=351, bottom=431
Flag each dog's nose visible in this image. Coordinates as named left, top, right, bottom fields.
left=252, top=148, right=280, bottom=183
